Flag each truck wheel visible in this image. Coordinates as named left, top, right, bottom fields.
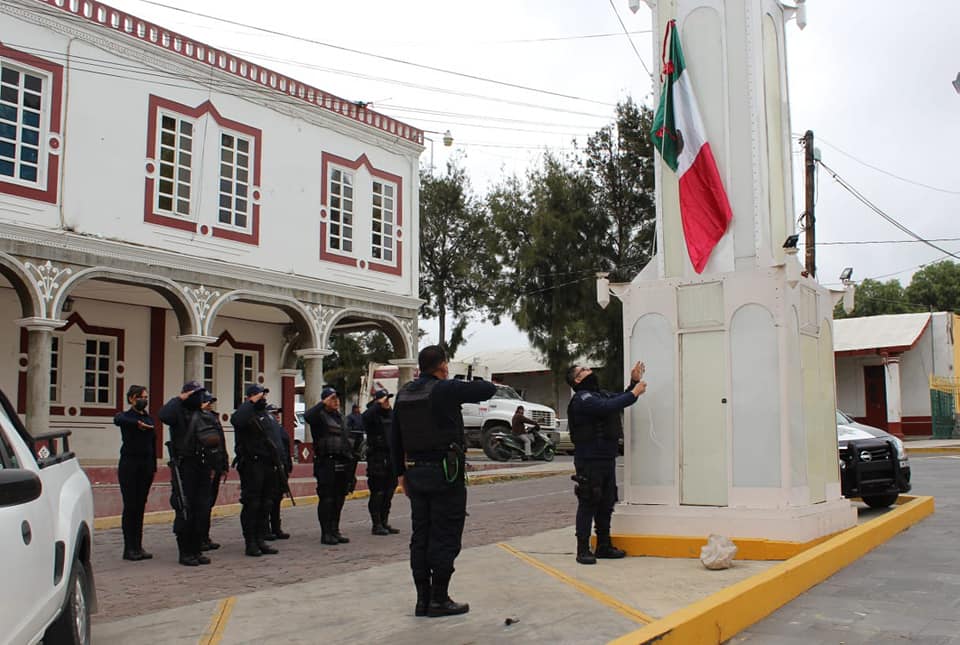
left=482, top=425, right=511, bottom=461
left=45, top=558, right=91, bottom=645
left=862, top=493, right=899, bottom=509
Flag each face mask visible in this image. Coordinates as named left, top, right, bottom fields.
left=134, top=399, right=148, bottom=411
left=254, top=399, right=268, bottom=410
left=578, top=373, right=601, bottom=392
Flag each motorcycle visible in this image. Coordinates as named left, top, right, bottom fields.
left=484, top=427, right=556, bottom=462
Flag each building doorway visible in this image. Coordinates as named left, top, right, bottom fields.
left=863, top=365, right=888, bottom=430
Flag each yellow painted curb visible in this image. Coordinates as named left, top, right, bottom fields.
left=606, top=530, right=840, bottom=561
left=198, top=596, right=236, bottom=645
left=93, top=468, right=568, bottom=530
left=608, top=495, right=934, bottom=645
left=905, top=446, right=960, bottom=455
left=497, top=543, right=655, bottom=625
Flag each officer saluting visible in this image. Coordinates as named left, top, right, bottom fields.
left=305, top=386, right=357, bottom=545
left=391, top=345, right=495, bottom=618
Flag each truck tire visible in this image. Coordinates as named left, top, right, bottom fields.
left=45, top=558, right=91, bottom=645
left=482, top=425, right=511, bottom=461
left=862, top=493, right=899, bottom=509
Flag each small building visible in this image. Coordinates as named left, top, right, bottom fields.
left=458, top=348, right=571, bottom=414
left=834, top=312, right=957, bottom=437
left=1, top=0, right=423, bottom=460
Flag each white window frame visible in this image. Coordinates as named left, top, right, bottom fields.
left=203, top=350, right=216, bottom=393
left=327, top=166, right=355, bottom=254
left=0, top=59, right=50, bottom=189
left=155, top=109, right=195, bottom=218
left=371, top=179, right=397, bottom=263
left=217, top=128, right=253, bottom=232
left=82, top=336, right=115, bottom=407
left=49, top=334, right=61, bottom=404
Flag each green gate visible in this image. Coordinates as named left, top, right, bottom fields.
left=930, top=376, right=958, bottom=438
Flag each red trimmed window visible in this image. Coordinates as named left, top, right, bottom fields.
left=320, top=153, right=404, bottom=276
left=145, top=95, right=262, bottom=245
left=0, top=44, right=63, bottom=204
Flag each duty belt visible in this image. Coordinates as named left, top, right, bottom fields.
left=405, top=460, right=442, bottom=468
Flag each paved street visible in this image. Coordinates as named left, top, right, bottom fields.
left=733, top=455, right=960, bottom=645
left=92, top=466, right=580, bottom=623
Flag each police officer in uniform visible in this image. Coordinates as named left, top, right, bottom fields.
left=565, top=361, right=646, bottom=565
left=199, top=393, right=228, bottom=552
left=362, top=388, right=399, bottom=536
left=305, top=387, right=357, bottom=545
left=159, top=381, right=213, bottom=566
left=264, top=404, right=292, bottom=540
left=113, top=384, right=156, bottom=561
left=391, top=345, right=496, bottom=618
left=231, top=384, right=280, bottom=557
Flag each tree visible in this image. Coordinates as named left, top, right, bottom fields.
left=905, top=260, right=960, bottom=313
left=579, top=98, right=657, bottom=385
left=323, top=331, right=395, bottom=401
left=418, top=158, right=499, bottom=357
left=833, top=278, right=912, bottom=318
left=488, top=152, right=606, bottom=407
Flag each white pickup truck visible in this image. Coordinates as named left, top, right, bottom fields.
left=462, top=384, right=560, bottom=450
left=0, top=390, right=97, bottom=645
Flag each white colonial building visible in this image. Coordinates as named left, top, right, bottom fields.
left=0, top=0, right=423, bottom=460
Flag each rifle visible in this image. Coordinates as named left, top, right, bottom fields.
left=253, top=417, right=296, bottom=506
left=166, top=440, right=190, bottom=520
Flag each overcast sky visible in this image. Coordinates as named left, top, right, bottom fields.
left=106, top=0, right=960, bottom=354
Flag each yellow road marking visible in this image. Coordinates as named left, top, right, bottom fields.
left=496, top=542, right=654, bottom=624
left=199, top=596, right=236, bottom=645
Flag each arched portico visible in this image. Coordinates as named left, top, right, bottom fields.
left=0, top=251, right=43, bottom=319
left=322, top=307, right=415, bottom=359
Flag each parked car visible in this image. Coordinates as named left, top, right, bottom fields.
left=462, top=384, right=559, bottom=451
left=0, top=389, right=97, bottom=645
left=837, top=410, right=911, bottom=508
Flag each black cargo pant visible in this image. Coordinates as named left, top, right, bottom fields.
left=406, top=464, right=467, bottom=580
left=367, top=452, right=398, bottom=524
left=238, top=457, right=277, bottom=544
left=314, top=456, right=356, bottom=535
left=171, top=456, right=212, bottom=556
left=573, top=458, right=617, bottom=539
left=199, top=470, right=224, bottom=542
left=119, top=456, right=155, bottom=552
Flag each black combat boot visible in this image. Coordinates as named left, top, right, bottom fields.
left=382, top=508, right=400, bottom=534
left=333, top=498, right=349, bottom=543
left=245, top=540, right=263, bottom=557
left=177, top=535, right=200, bottom=566
left=257, top=539, right=279, bottom=555
left=595, top=533, right=626, bottom=559
left=414, top=574, right=431, bottom=617
left=427, top=572, right=469, bottom=617
left=371, top=515, right=390, bottom=536
left=318, top=498, right=339, bottom=545
left=576, top=537, right=596, bottom=565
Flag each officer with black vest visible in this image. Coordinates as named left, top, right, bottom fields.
left=159, top=381, right=214, bottom=566
left=231, top=384, right=280, bottom=557
left=362, top=388, right=399, bottom=536
left=565, top=361, right=646, bottom=565
left=305, top=386, right=357, bottom=545
left=264, top=404, right=292, bottom=540
left=391, top=345, right=496, bottom=618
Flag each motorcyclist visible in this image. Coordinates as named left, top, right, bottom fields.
left=511, top=405, right=540, bottom=461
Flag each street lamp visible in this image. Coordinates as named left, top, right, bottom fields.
left=424, top=129, right=454, bottom=170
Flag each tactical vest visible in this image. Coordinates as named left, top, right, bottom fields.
left=366, top=409, right=392, bottom=454
left=567, top=393, right=623, bottom=445
left=313, top=408, right=352, bottom=458
left=395, top=379, right=453, bottom=453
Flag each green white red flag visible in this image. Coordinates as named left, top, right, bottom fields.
left=650, top=20, right=733, bottom=273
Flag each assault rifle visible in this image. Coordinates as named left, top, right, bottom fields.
left=254, top=417, right=296, bottom=506
left=166, top=440, right=190, bottom=520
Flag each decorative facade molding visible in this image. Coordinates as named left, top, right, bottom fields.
left=24, top=259, right=73, bottom=316
left=183, top=284, right=221, bottom=331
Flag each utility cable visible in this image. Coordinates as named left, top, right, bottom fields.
left=607, top=0, right=652, bottom=77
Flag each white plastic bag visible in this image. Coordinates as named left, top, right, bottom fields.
left=700, top=534, right=737, bottom=570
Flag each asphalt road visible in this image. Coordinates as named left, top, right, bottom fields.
left=733, top=454, right=960, bottom=645
left=91, top=469, right=580, bottom=624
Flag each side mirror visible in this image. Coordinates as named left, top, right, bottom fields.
left=0, top=469, right=43, bottom=508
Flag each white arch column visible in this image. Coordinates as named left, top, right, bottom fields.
left=16, top=317, right=64, bottom=436
left=177, top=334, right=218, bottom=383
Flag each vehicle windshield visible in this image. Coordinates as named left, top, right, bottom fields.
left=493, top=385, right=521, bottom=400
left=836, top=410, right=854, bottom=425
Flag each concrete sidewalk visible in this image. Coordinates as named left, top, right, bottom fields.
left=91, top=496, right=932, bottom=645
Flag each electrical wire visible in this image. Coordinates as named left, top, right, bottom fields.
left=127, top=0, right=618, bottom=107
left=817, top=137, right=960, bottom=196
left=813, top=238, right=960, bottom=246
left=607, top=0, right=652, bottom=77
left=818, top=161, right=960, bottom=262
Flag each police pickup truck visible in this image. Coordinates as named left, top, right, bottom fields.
left=0, top=390, right=97, bottom=645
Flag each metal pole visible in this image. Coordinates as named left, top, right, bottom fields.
left=803, top=130, right=816, bottom=278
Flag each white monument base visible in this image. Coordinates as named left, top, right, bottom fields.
left=611, top=499, right=857, bottom=543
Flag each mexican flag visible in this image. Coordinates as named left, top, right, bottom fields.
left=651, top=20, right=733, bottom=274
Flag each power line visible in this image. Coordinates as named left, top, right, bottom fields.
left=131, top=0, right=617, bottom=107
left=818, top=161, right=960, bottom=262
left=607, top=0, right=652, bottom=77
left=811, top=238, right=960, bottom=246
left=817, top=137, right=960, bottom=196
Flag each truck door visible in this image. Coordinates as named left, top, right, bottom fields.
left=0, top=413, right=57, bottom=644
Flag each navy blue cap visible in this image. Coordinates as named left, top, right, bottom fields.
left=373, top=389, right=393, bottom=401
left=246, top=384, right=269, bottom=397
